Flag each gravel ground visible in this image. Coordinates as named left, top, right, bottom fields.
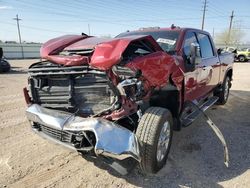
left=0, top=60, right=249, bottom=188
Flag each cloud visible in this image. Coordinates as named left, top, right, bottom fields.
left=0, top=6, right=13, bottom=10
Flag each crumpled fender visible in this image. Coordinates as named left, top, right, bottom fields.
left=125, top=52, right=184, bottom=89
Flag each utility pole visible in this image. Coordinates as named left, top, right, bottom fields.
left=212, top=27, right=215, bottom=39
left=201, top=0, right=208, bottom=30
left=13, top=14, right=24, bottom=58
left=227, top=10, right=234, bottom=45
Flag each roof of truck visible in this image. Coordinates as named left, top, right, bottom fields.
left=122, top=27, right=207, bottom=35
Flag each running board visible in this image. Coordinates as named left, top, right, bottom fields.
left=181, top=96, right=219, bottom=127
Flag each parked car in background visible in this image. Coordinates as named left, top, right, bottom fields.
left=224, top=46, right=237, bottom=53
left=224, top=46, right=238, bottom=61
left=0, top=47, right=11, bottom=73
left=235, top=48, right=250, bottom=62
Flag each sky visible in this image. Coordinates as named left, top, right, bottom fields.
left=0, top=0, right=250, bottom=43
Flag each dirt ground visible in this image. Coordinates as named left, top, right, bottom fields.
left=0, top=60, right=249, bottom=188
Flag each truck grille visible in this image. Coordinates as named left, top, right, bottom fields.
left=28, top=61, right=114, bottom=116
left=33, top=123, right=72, bottom=143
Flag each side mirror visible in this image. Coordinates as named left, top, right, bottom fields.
left=217, top=48, right=223, bottom=55
left=190, top=42, right=201, bottom=65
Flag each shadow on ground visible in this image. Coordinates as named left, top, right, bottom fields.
left=82, top=90, right=250, bottom=188
left=1, top=65, right=27, bottom=74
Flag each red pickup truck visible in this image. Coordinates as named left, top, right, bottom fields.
left=24, top=26, right=234, bottom=174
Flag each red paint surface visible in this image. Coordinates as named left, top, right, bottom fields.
left=126, top=51, right=178, bottom=87
left=41, top=35, right=88, bottom=57
left=90, top=35, right=162, bottom=70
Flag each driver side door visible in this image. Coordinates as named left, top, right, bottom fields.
left=183, top=31, right=201, bottom=101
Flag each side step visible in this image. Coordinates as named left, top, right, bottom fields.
left=181, top=96, right=219, bottom=127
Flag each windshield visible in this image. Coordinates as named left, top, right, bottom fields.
left=116, top=30, right=180, bottom=53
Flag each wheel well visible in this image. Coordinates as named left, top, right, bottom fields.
left=149, top=83, right=180, bottom=130
left=238, top=54, right=246, bottom=57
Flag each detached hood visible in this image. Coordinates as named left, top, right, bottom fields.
left=40, top=34, right=163, bottom=69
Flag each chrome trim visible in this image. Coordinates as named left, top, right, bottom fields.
left=26, top=104, right=140, bottom=161
left=32, top=127, right=77, bottom=151
left=156, top=121, right=170, bottom=162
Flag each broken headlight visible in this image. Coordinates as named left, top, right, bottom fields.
left=117, top=78, right=143, bottom=100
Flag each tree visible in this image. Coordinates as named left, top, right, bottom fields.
left=215, top=27, right=245, bottom=46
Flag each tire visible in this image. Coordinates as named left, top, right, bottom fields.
left=0, top=60, right=11, bottom=72
left=136, top=107, right=173, bottom=174
left=216, top=76, right=231, bottom=105
left=238, top=55, right=246, bottom=62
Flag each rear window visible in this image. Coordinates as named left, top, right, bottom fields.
left=117, top=30, right=180, bottom=53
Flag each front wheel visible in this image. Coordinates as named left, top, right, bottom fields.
left=136, top=107, right=173, bottom=174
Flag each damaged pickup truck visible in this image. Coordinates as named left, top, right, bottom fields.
left=24, top=26, right=234, bottom=174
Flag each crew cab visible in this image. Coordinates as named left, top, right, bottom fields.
left=24, top=26, right=234, bottom=174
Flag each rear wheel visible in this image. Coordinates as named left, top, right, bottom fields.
left=216, top=76, right=231, bottom=105
left=238, top=55, right=246, bottom=62
left=136, top=107, right=173, bottom=174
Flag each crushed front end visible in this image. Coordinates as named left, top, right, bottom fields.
left=25, top=61, right=141, bottom=162
left=24, top=34, right=181, bottom=173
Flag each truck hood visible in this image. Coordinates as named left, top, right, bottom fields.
left=40, top=34, right=163, bottom=69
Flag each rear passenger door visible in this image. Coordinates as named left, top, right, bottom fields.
left=196, top=32, right=220, bottom=97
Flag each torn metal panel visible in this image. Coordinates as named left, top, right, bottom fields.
left=205, top=116, right=229, bottom=167
left=189, top=101, right=229, bottom=167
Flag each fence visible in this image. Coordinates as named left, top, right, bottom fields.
left=1, top=42, right=250, bottom=59
left=0, top=43, right=42, bottom=59
left=216, top=43, right=250, bottom=49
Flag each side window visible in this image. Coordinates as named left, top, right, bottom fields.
left=183, top=32, right=198, bottom=57
left=197, top=33, right=214, bottom=58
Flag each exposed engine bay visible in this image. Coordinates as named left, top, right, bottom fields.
left=28, top=62, right=146, bottom=132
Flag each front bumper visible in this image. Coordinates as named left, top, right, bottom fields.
left=26, top=104, right=140, bottom=161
